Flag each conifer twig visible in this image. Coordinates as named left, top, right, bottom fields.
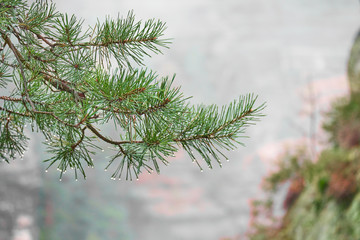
left=0, top=1, right=265, bottom=180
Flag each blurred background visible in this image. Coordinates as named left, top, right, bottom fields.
left=1, top=0, right=359, bottom=240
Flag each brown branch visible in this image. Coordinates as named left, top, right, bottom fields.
left=137, top=98, right=170, bottom=115
left=0, top=58, right=18, bottom=68
left=1, top=32, right=36, bottom=111
left=53, top=37, right=158, bottom=48
left=0, top=106, right=30, bottom=117
left=110, top=87, right=146, bottom=103
left=0, top=96, right=23, bottom=102
left=71, top=127, right=86, bottom=150
left=174, top=133, right=235, bottom=143
left=0, top=95, right=47, bottom=106
left=212, top=108, right=253, bottom=134
left=1, top=32, right=86, bottom=101
left=24, top=29, right=75, bottom=66
left=97, top=97, right=171, bottom=116
left=174, top=108, right=254, bottom=142
left=74, top=113, right=89, bottom=128
left=39, top=71, right=86, bottom=101
left=0, top=105, right=88, bottom=129
left=33, top=110, right=82, bottom=128
left=86, top=123, right=143, bottom=145
left=32, top=31, right=55, bottom=47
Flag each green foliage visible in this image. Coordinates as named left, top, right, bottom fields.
left=247, top=145, right=360, bottom=240
left=0, top=114, right=28, bottom=162
left=323, top=94, right=360, bottom=149
left=0, top=1, right=264, bottom=180
left=247, top=90, right=360, bottom=238
left=347, top=30, right=360, bottom=95
left=244, top=14, right=360, bottom=240
left=247, top=86, right=360, bottom=239
left=316, top=176, right=329, bottom=194
left=263, top=147, right=311, bottom=192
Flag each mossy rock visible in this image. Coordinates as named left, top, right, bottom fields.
left=275, top=179, right=360, bottom=240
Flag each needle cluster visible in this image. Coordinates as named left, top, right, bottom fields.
left=0, top=0, right=265, bottom=180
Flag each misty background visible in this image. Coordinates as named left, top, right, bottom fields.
left=1, top=0, right=359, bottom=240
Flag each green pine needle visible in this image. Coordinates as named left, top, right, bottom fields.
left=0, top=0, right=265, bottom=180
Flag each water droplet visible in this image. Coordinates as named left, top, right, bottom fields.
left=59, top=179, right=62, bottom=181
left=45, top=170, right=48, bottom=173
left=101, top=149, right=104, bottom=152
left=104, top=169, right=108, bottom=171
left=226, top=159, right=230, bottom=162
left=75, top=179, right=78, bottom=181
left=200, top=169, right=204, bottom=173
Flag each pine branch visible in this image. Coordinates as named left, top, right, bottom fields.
left=0, top=1, right=265, bottom=181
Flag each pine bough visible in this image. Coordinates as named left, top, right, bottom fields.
left=0, top=0, right=265, bottom=180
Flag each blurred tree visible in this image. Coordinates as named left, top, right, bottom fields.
left=244, top=29, right=360, bottom=240
left=0, top=0, right=264, bottom=180
left=348, top=30, right=360, bottom=96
